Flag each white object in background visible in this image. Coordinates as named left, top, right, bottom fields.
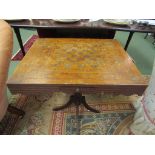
left=136, top=19, right=155, bottom=25
left=53, top=19, right=80, bottom=23
left=89, top=19, right=100, bottom=22
left=103, top=19, right=133, bottom=25
left=130, top=59, right=155, bottom=134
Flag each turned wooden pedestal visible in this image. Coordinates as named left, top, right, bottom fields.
left=7, top=38, right=148, bottom=134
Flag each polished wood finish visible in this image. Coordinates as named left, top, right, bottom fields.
left=7, top=19, right=155, bottom=33
left=53, top=92, right=99, bottom=113
left=37, top=28, right=115, bottom=38
left=7, top=38, right=148, bottom=95
left=7, top=19, right=155, bottom=55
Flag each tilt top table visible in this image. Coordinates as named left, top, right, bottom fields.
left=7, top=38, right=148, bottom=95
left=7, top=38, right=148, bottom=134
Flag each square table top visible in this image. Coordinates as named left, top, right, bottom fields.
left=7, top=38, right=148, bottom=95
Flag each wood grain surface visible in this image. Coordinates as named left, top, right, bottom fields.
left=7, top=19, right=155, bottom=33
left=7, top=38, right=148, bottom=95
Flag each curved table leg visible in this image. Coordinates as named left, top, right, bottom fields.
left=53, top=92, right=99, bottom=135
left=53, top=93, right=99, bottom=113
left=81, top=96, right=100, bottom=113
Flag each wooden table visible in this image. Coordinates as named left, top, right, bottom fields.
left=7, top=38, right=148, bottom=96
left=7, top=19, right=155, bottom=56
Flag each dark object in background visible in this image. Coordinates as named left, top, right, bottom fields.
left=37, top=28, right=115, bottom=39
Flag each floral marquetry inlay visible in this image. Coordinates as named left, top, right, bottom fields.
left=8, top=38, right=147, bottom=85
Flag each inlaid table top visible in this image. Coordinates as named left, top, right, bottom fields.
left=7, top=38, right=148, bottom=95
